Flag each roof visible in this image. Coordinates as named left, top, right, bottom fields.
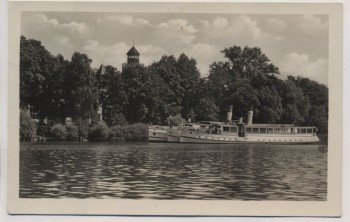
left=97, top=64, right=105, bottom=75
left=127, top=46, right=140, bottom=56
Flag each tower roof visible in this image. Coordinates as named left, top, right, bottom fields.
left=97, top=64, right=105, bottom=75
left=127, top=46, right=140, bottom=56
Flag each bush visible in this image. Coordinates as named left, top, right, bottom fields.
left=65, top=124, right=78, bottom=141
left=111, top=113, right=128, bottom=126
left=166, top=114, right=186, bottom=126
left=109, top=123, right=148, bottom=142
left=20, top=109, right=37, bottom=141
left=88, top=122, right=109, bottom=141
left=127, top=123, right=148, bottom=141
left=76, top=119, right=90, bottom=139
left=109, top=125, right=124, bottom=139
left=51, top=124, right=67, bottom=141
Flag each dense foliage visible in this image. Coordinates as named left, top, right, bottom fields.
left=65, top=124, right=79, bottom=141
left=50, top=124, right=67, bottom=141
left=88, top=122, right=109, bottom=141
left=20, top=36, right=329, bottom=136
left=20, top=109, right=37, bottom=141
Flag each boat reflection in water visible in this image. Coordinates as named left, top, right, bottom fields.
left=150, top=106, right=320, bottom=144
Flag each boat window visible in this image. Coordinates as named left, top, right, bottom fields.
left=307, top=128, right=312, bottom=133
left=260, top=128, right=267, bottom=133
left=268, top=128, right=274, bottom=133
left=297, top=128, right=301, bottom=133
left=246, top=128, right=252, bottom=133
left=253, top=128, right=259, bottom=133
left=291, top=128, right=294, bottom=133
left=275, top=128, right=281, bottom=133
left=301, top=129, right=307, bottom=133
left=223, top=126, right=229, bottom=132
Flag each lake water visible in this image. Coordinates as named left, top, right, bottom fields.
left=20, top=142, right=327, bottom=200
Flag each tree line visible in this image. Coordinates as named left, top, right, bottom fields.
left=20, top=36, right=328, bottom=138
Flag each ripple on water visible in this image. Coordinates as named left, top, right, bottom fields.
left=20, top=143, right=327, bottom=200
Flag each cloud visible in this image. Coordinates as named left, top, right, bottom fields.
left=98, top=15, right=151, bottom=26
left=136, top=18, right=150, bottom=26
left=53, top=36, right=73, bottom=48
left=156, top=19, right=198, bottom=44
left=279, top=52, right=328, bottom=85
left=266, top=18, right=287, bottom=31
left=29, top=13, right=90, bottom=35
left=298, top=15, right=328, bottom=35
left=83, top=40, right=128, bottom=65
left=186, top=42, right=221, bottom=76
left=83, top=40, right=165, bottom=69
left=231, top=15, right=265, bottom=39
left=32, top=14, right=59, bottom=27
left=60, top=22, right=90, bottom=35
left=136, top=44, right=166, bottom=65
left=212, top=17, right=228, bottom=29
left=198, top=15, right=275, bottom=44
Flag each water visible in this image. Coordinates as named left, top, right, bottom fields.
left=20, top=142, right=327, bottom=200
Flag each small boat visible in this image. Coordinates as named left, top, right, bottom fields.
left=148, top=125, right=168, bottom=142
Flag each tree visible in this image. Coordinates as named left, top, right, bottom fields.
left=176, top=53, right=201, bottom=119
left=63, top=52, right=100, bottom=120
left=194, top=98, right=220, bottom=121
left=307, top=105, right=328, bottom=133
left=166, top=114, right=186, bottom=126
left=255, top=86, right=283, bottom=123
left=20, top=36, right=70, bottom=122
left=149, top=55, right=184, bottom=117
left=40, top=54, right=69, bottom=121
left=122, top=65, right=170, bottom=124
left=20, top=36, right=54, bottom=117
left=279, top=80, right=311, bottom=125
left=221, top=46, right=280, bottom=78
left=288, top=76, right=328, bottom=133
left=20, top=109, right=37, bottom=141
left=207, top=46, right=281, bottom=122
left=97, top=65, right=128, bottom=126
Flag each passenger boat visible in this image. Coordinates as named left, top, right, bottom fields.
left=149, top=106, right=320, bottom=144
left=179, top=106, right=319, bottom=144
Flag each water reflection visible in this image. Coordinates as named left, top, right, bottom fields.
left=20, top=143, right=327, bottom=200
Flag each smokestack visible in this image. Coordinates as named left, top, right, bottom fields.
left=227, top=105, right=233, bottom=123
left=247, top=107, right=253, bottom=125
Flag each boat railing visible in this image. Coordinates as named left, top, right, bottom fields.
left=181, top=127, right=219, bottom=134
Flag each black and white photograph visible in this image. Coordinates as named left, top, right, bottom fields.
left=7, top=1, right=343, bottom=216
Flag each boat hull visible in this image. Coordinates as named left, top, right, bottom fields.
left=167, top=128, right=181, bottom=142
left=180, top=132, right=320, bottom=144
left=148, top=126, right=168, bottom=142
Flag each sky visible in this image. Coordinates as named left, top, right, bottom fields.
left=21, top=12, right=329, bottom=85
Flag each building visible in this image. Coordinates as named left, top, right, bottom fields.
left=95, top=46, right=143, bottom=122
left=122, top=45, right=143, bottom=69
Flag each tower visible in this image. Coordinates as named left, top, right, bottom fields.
left=122, top=45, right=143, bottom=69
left=127, top=45, right=140, bottom=65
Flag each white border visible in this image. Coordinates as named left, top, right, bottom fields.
left=2, top=0, right=347, bottom=221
